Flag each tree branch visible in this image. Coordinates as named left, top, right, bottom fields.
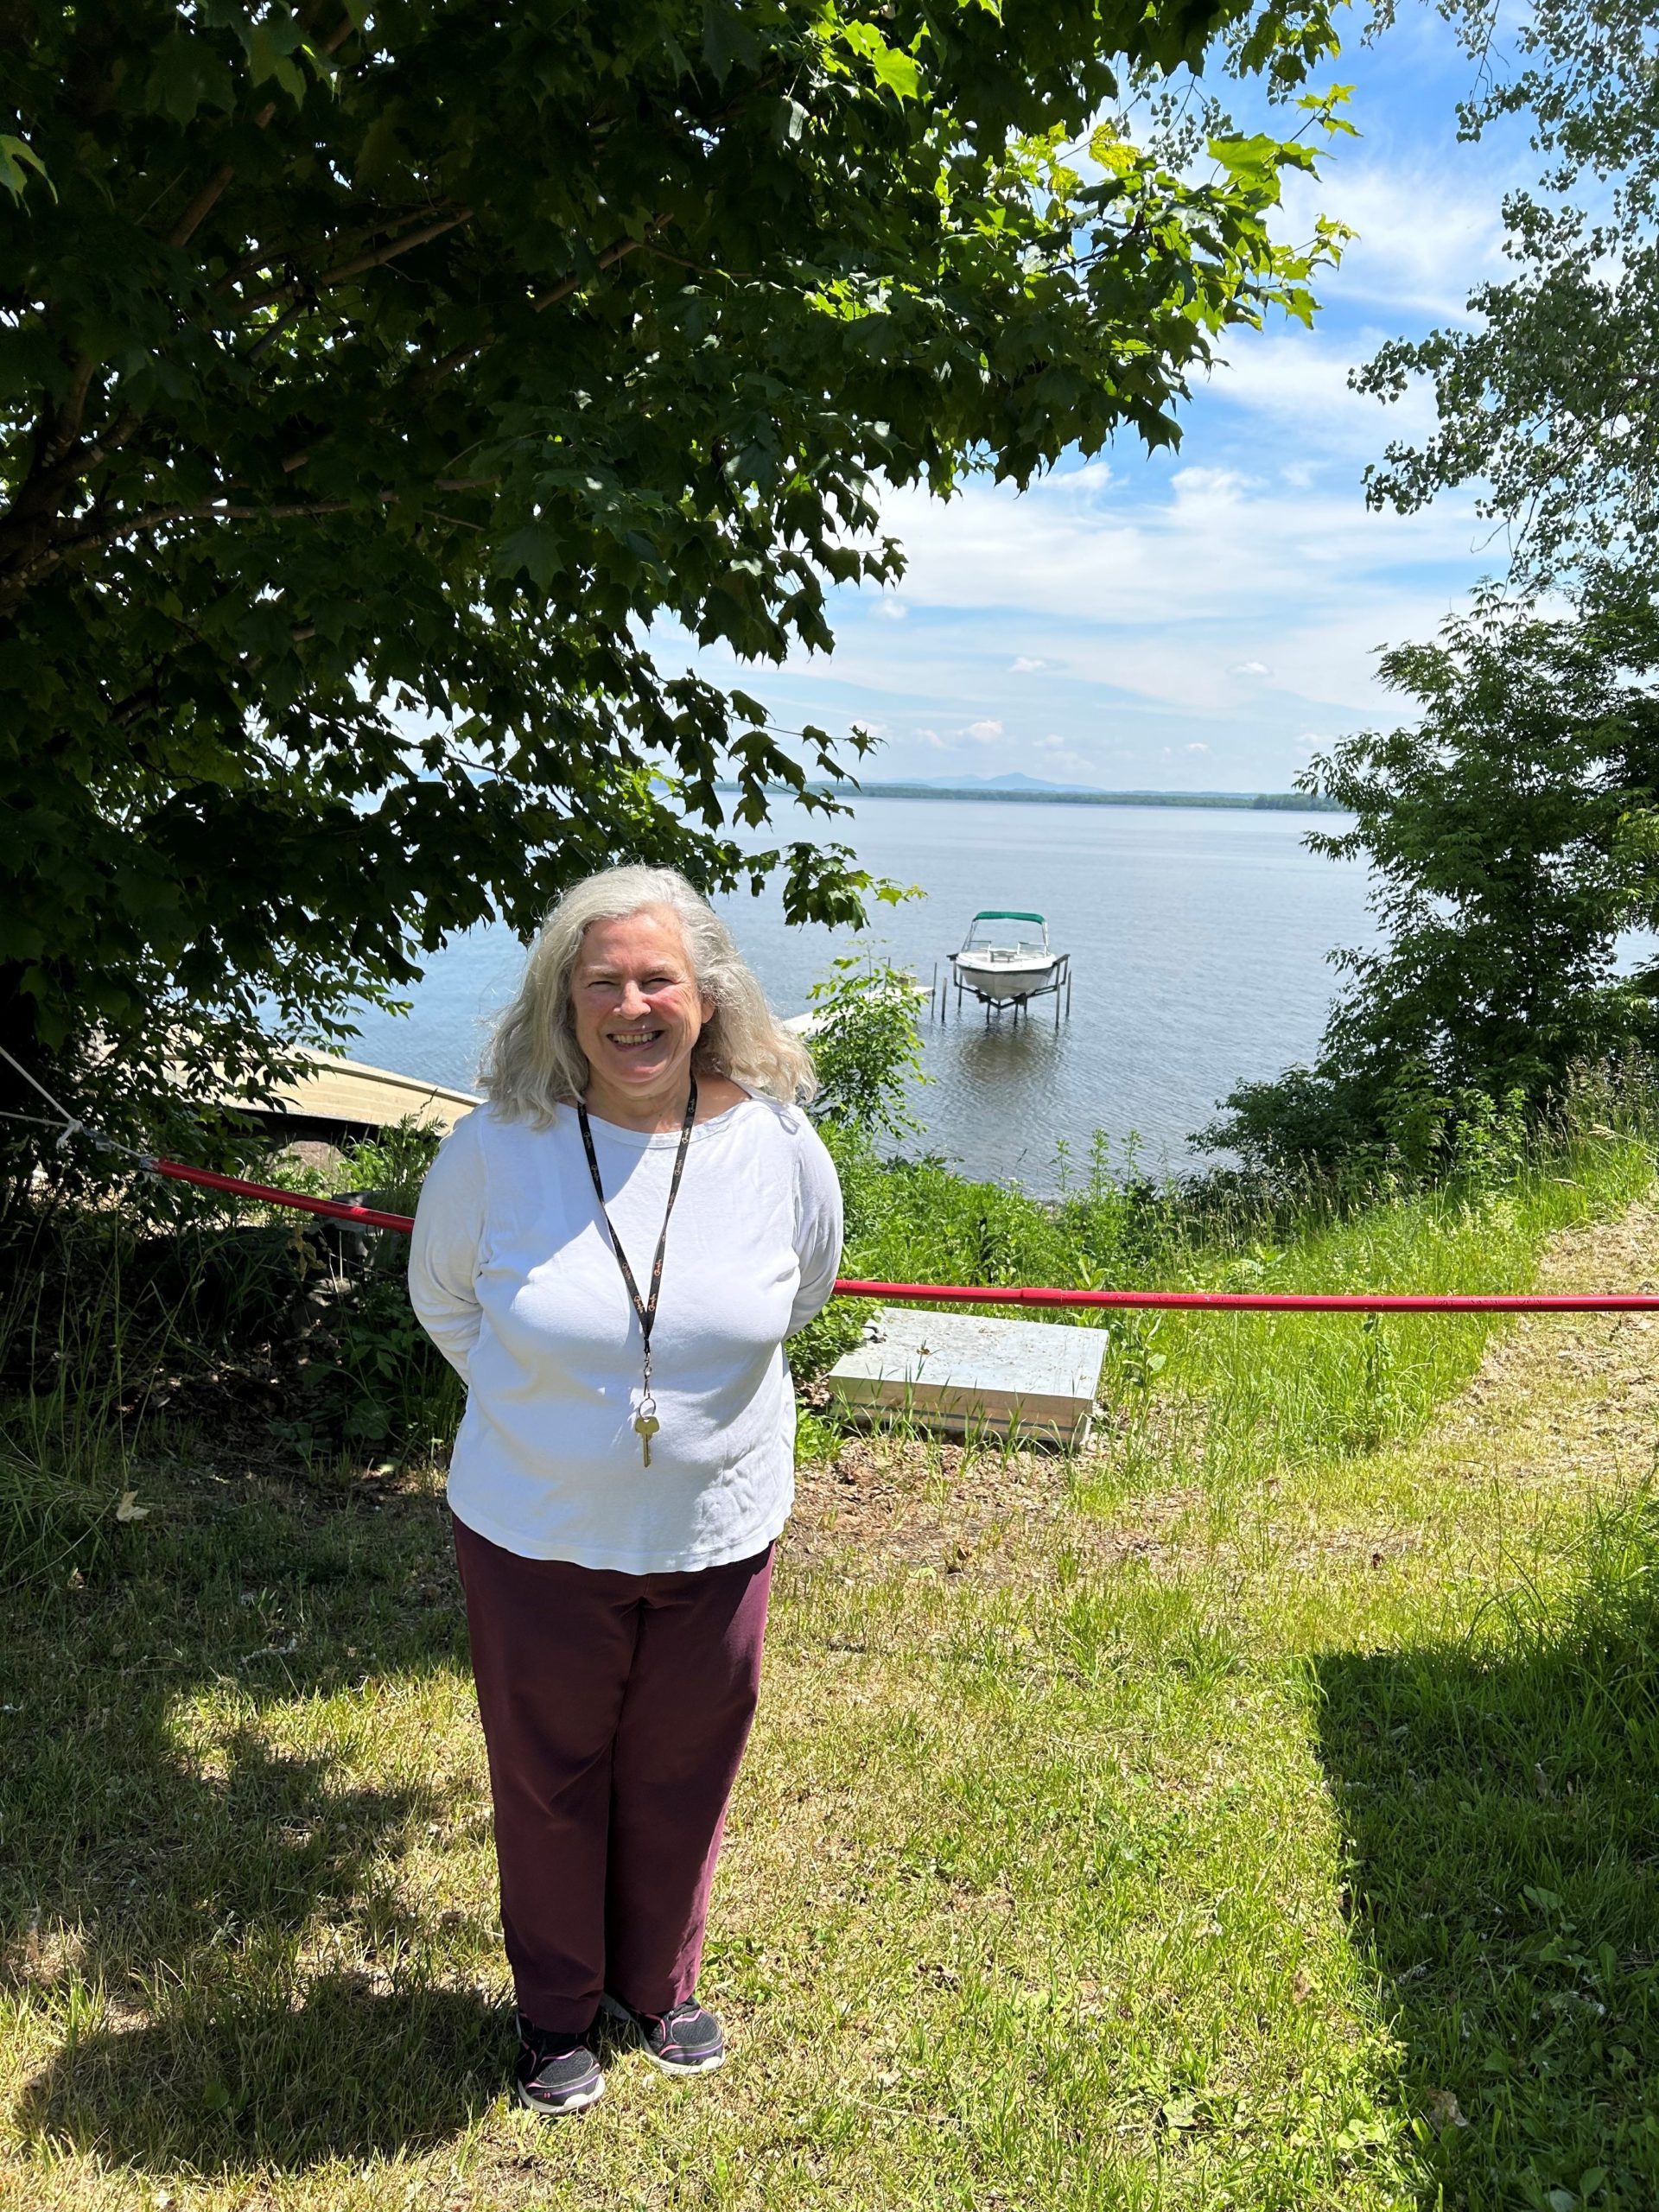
left=58, top=478, right=499, bottom=561
left=0, top=495, right=357, bottom=611
left=239, top=205, right=476, bottom=314
left=409, top=230, right=655, bottom=397
left=213, top=200, right=462, bottom=298
left=0, top=402, right=142, bottom=556
left=245, top=301, right=308, bottom=365
left=44, top=358, right=99, bottom=468
left=530, top=232, right=650, bottom=313
left=168, top=155, right=245, bottom=251
left=1, top=16, right=361, bottom=599
left=94, top=497, right=357, bottom=546
left=164, top=14, right=359, bottom=249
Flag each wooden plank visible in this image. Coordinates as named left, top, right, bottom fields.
left=826, top=1305, right=1106, bottom=1448
left=263, top=1051, right=480, bottom=1135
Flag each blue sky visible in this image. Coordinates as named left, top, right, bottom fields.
left=681, top=4, right=1542, bottom=793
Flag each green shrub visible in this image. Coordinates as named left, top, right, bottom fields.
left=806, top=949, right=928, bottom=1140
left=267, top=1119, right=461, bottom=1464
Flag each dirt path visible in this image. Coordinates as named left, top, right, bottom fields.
left=1434, top=1197, right=1659, bottom=1497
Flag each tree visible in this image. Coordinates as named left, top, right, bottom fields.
left=1, top=0, right=1346, bottom=1186
left=1206, top=590, right=1659, bottom=1178
left=1208, top=0, right=1659, bottom=1180
left=1357, top=0, right=1659, bottom=586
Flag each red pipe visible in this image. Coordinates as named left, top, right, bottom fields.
left=834, top=1276, right=1659, bottom=1314
left=145, top=1157, right=1659, bottom=1316
left=148, top=1157, right=418, bottom=1234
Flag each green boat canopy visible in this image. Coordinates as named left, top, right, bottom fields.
left=971, top=910, right=1046, bottom=923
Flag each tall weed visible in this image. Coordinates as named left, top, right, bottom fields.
left=0, top=1211, right=182, bottom=1586
left=0, top=1119, right=460, bottom=1580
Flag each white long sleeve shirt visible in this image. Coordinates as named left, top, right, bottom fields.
left=407, top=1093, right=843, bottom=1573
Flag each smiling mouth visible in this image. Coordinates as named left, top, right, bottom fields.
left=607, top=1028, right=664, bottom=1051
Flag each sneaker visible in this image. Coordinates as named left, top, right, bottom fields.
left=513, top=2018, right=605, bottom=2115
left=601, top=1992, right=726, bottom=2075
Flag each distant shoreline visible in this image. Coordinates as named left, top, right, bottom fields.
left=723, top=781, right=1344, bottom=815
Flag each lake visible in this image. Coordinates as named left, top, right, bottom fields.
left=343, top=796, right=1374, bottom=1187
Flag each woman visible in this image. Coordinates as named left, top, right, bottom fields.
left=408, top=865, right=842, bottom=2116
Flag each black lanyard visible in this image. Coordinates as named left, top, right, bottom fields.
left=576, top=1075, right=698, bottom=1426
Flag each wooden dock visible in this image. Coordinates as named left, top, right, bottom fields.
left=246, top=986, right=883, bottom=1130
left=782, top=980, right=928, bottom=1040
left=251, top=1050, right=480, bottom=1137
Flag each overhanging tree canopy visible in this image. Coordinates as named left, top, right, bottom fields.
left=1, top=0, right=1345, bottom=1173
left=1358, top=0, right=1659, bottom=584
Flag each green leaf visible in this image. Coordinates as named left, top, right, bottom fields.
left=147, top=36, right=236, bottom=124
left=497, top=524, right=565, bottom=588
left=1208, top=133, right=1282, bottom=184
left=702, top=2, right=761, bottom=86
left=245, top=16, right=308, bottom=105
left=836, top=21, right=921, bottom=102
left=0, top=135, right=54, bottom=202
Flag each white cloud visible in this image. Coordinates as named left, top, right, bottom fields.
left=1187, top=742, right=1211, bottom=753
left=1011, top=656, right=1049, bottom=672
left=966, top=718, right=1004, bottom=741
left=842, top=466, right=1483, bottom=717
left=1279, top=155, right=1516, bottom=321
left=872, top=598, right=908, bottom=621
left=1169, top=464, right=1249, bottom=504
left=1033, top=734, right=1098, bottom=777
left=1231, top=660, right=1272, bottom=678
left=1200, top=331, right=1440, bottom=457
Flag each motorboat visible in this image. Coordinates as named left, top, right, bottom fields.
left=949, top=911, right=1069, bottom=1005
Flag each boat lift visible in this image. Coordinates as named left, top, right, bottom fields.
left=930, top=910, right=1073, bottom=1027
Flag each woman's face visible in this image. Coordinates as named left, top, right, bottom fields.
left=569, top=906, right=714, bottom=1116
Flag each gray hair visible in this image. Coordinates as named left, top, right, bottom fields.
left=479, top=864, right=816, bottom=1125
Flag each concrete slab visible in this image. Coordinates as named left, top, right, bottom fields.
left=826, top=1305, right=1106, bottom=1448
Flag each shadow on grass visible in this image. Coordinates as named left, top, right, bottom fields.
left=2, top=1465, right=502, bottom=2175
left=16, top=1980, right=505, bottom=2171
left=1315, top=1502, right=1659, bottom=2211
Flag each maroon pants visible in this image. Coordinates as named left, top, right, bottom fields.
left=451, top=1515, right=774, bottom=2032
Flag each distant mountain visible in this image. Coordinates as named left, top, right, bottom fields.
left=906, top=771, right=1103, bottom=794
left=715, top=775, right=1345, bottom=813
left=832, top=779, right=1347, bottom=812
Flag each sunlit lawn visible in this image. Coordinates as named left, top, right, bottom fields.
left=5, top=1138, right=1659, bottom=2209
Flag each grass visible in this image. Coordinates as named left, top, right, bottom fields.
left=5, top=1125, right=1659, bottom=2209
